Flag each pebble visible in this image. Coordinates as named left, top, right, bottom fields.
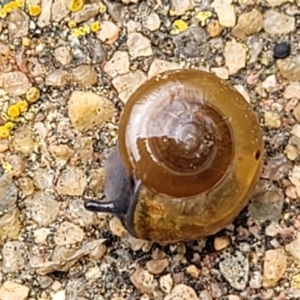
left=224, top=41, right=246, bottom=75
left=199, top=290, right=212, bottom=300
left=144, top=12, right=161, bottom=31
left=127, top=32, right=153, bottom=58
left=146, top=258, right=169, bottom=274
left=232, top=9, right=263, bottom=39
left=262, top=248, right=286, bottom=288
left=112, top=70, right=147, bottom=103
left=171, top=0, right=193, bottom=16
left=109, top=216, right=127, bottom=237
left=210, top=282, right=222, bottom=298
left=0, top=209, right=21, bottom=244
left=293, top=102, right=300, bottom=122
left=85, top=266, right=101, bottom=280
left=284, top=82, right=300, bottom=99
left=71, top=65, right=98, bottom=86
left=0, top=174, right=18, bottom=210
left=45, top=70, right=68, bottom=86
left=186, top=265, right=201, bottom=279
left=211, top=67, right=229, bottom=80
left=273, top=42, right=291, bottom=59
left=263, top=10, right=295, bottom=35
left=7, top=9, right=29, bottom=38
left=264, top=111, right=281, bottom=128
left=1, top=71, right=30, bottom=96
left=37, top=0, right=52, bottom=28
left=56, top=166, right=87, bottom=196
left=49, top=144, right=74, bottom=166
left=12, top=126, right=35, bottom=154
left=25, top=192, right=60, bottom=226
left=2, top=241, right=25, bottom=273
left=207, top=20, right=223, bottom=38
left=54, top=221, right=85, bottom=246
left=67, top=90, right=116, bottom=131
left=51, top=0, right=69, bottom=22
left=103, top=51, right=130, bottom=78
left=211, top=0, right=236, bottom=27
left=130, top=268, right=158, bottom=294
left=52, top=290, right=66, bottom=300
left=214, top=236, right=231, bottom=250
left=85, top=240, right=107, bottom=261
left=34, top=228, right=51, bottom=244
left=0, top=281, right=29, bottom=300
left=66, top=199, right=98, bottom=227
left=148, top=59, right=182, bottom=79
left=249, top=271, right=262, bottom=289
left=33, top=168, right=54, bottom=190
left=0, top=139, right=9, bottom=152
left=249, top=180, right=284, bottom=221
left=277, top=55, right=300, bottom=81
left=164, top=284, right=199, bottom=300
left=54, top=46, right=72, bottom=66
left=96, top=20, right=120, bottom=45
left=159, top=274, right=173, bottom=294
left=71, top=3, right=99, bottom=23
left=286, top=234, right=300, bottom=261
left=219, top=250, right=249, bottom=290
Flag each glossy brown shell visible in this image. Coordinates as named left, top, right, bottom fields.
left=118, top=69, right=264, bottom=243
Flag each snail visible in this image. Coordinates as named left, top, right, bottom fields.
left=84, top=69, right=264, bottom=243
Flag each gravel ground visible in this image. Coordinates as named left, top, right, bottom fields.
left=0, top=0, right=300, bottom=299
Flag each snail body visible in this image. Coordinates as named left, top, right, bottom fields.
left=85, top=69, right=264, bottom=243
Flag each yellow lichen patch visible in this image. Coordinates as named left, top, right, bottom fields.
left=3, top=1, right=18, bottom=13
left=16, top=0, right=24, bottom=7
left=0, top=126, right=10, bottom=139
left=18, top=100, right=28, bottom=112
left=71, top=28, right=81, bottom=38
left=3, top=162, right=13, bottom=173
left=195, top=11, right=213, bottom=26
left=69, top=0, right=84, bottom=12
left=82, top=24, right=91, bottom=34
left=26, top=87, right=40, bottom=103
left=90, top=21, right=100, bottom=32
left=170, top=19, right=188, bottom=35
left=28, top=4, right=41, bottom=17
left=4, top=121, right=14, bottom=131
left=99, top=3, right=106, bottom=13
left=7, top=104, right=21, bottom=118
left=77, top=26, right=86, bottom=36
left=292, top=274, right=300, bottom=289
left=68, top=20, right=77, bottom=28
left=0, top=8, right=7, bottom=18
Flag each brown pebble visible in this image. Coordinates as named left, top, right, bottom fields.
left=214, top=236, right=231, bottom=251
left=207, top=20, right=223, bottom=37
left=186, top=265, right=201, bottom=279
left=146, top=258, right=169, bottom=275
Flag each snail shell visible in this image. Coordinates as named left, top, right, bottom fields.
left=85, top=69, right=264, bottom=243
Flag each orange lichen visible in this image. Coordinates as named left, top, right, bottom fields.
left=26, top=87, right=40, bottom=103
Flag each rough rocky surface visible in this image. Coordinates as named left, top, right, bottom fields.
left=0, top=0, right=299, bottom=299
